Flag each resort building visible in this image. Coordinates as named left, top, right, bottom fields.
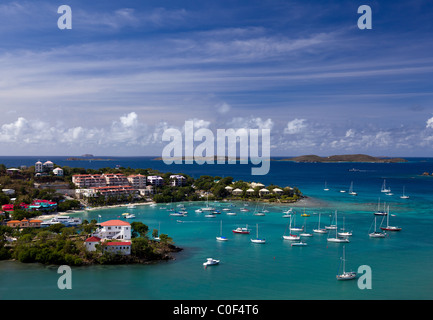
left=91, top=185, right=138, bottom=199
left=147, top=175, right=164, bottom=186
left=93, top=219, right=132, bottom=240
left=127, top=174, right=147, bottom=188
left=72, top=174, right=107, bottom=188
left=6, top=219, right=43, bottom=228
left=85, top=236, right=131, bottom=255
left=170, top=175, right=186, bottom=187
left=53, top=167, right=64, bottom=176
left=232, top=188, right=243, bottom=196
left=103, top=173, right=129, bottom=186
left=35, top=161, right=43, bottom=173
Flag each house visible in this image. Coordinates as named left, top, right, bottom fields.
left=2, top=189, right=15, bottom=196
left=6, top=219, right=42, bottom=228
left=53, top=167, right=64, bottom=176
left=35, top=161, right=43, bottom=173
left=147, top=175, right=164, bottom=186
left=232, top=188, right=243, bottom=195
left=72, top=174, right=106, bottom=188
left=93, top=219, right=131, bottom=240
left=85, top=236, right=131, bottom=255
left=170, top=175, right=186, bottom=187
left=103, top=173, right=129, bottom=186
left=259, top=188, right=270, bottom=196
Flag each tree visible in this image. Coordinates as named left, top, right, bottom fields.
left=131, top=221, right=149, bottom=238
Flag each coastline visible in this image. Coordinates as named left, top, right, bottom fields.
left=39, top=201, right=157, bottom=220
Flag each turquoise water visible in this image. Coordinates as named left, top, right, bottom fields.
left=1, top=158, right=433, bottom=300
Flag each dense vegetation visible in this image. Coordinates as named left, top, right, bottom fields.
left=0, top=221, right=179, bottom=266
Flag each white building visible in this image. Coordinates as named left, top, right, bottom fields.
left=128, top=174, right=147, bottom=188
left=53, top=167, right=64, bottom=176
left=170, top=175, right=186, bottom=187
left=85, top=236, right=131, bottom=255
left=35, top=161, right=43, bottom=173
left=147, top=175, right=164, bottom=186
left=93, top=219, right=132, bottom=240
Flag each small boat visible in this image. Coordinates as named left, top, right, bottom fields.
left=195, top=209, right=203, bottom=213
left=381, top=179, right=391, bottom=193
left=400, top=186, right=410, bottom=199
left=369, top=216, right=387, bottom=238
left=124, top=214, right=135, bottom=219
left=291, top=241, right=307, bottom=246
left=336, top=246, right=357, bottom=280
left=348, top=181, right=357, bottom=196
left=240, top=208, right=249, bottom=212
left=283, top=234, right=301, bottom=240
left=250, top=224, right=266, bottom=244
left=324, top=181, right=329, bottom=191
left=226, top=212, right=237, bottom=216
left=170, top=211, right=186, bottom=217
left=232, top=225, right=250, bottom=234
left=290, top=215, right=304, bottom=232
left=327, top=211, right=350, bottom=243
left=313, top=213, right=328, bottom=234
left=216, top=220, right=228, bottom=241
left=203, top=258, right=220, bottom=266
left=205, top=213, right=216, bottom=218
left=380, top=206, right=402, bottom=231
left=337, top=217, right=352, bottom=237
left=374, top=198, right=387, bottom=216
left=127, top=204, right=136, bottom=209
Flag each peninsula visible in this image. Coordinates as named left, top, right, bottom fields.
left=280, top=154, right=407, bottom=163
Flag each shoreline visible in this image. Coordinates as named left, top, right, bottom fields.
left=39, top=201, right=156, bottom=220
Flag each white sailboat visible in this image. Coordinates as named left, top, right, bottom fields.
left=336, top=246, right=357, bottom=280
left=282, top=208, right=293, bottom=218
left=251, top=224, right=266, bottom=243
left=283, top=215, right=301, bottom=240
left=216, top=220, right=228, bottom=241
left=327, top=211, right=350, bottom=243
left=313, top=213, right=328, bottom=234
left=381, top=179, right=391, bottom=193
left=290, top=214, right=304, bottom=232
left=338, top=216, right=352, bottom=237
left=369, top=216, right=386, bottom=238
left=299, top=217, right=313, bottom=237
left=348, top=181, right=357, bottom=196
left=400, top=186, right=410, bottom=199
left=324, top=181, right=329, bottom=191
left=374, top=198, right=387, bottom=216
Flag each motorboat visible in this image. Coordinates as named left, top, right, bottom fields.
left=232, top=225, right=250, bottom=234
left=203, top=258, right=220, bottom=266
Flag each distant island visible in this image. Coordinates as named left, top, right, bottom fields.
left=279, top=154, right=407, bottom=163
left=66, top=157, right=114, bottom=161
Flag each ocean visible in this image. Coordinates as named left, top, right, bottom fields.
left=1, top=156, right=433, bottom=300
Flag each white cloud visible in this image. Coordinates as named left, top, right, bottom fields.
left=426, top=117, right=433, bottom=129
left=284, top=118, right=307, bottom=134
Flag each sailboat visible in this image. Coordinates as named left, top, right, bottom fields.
left=154, top=222, right=161, bottom=240
left=299, top=217, right=313, bottom=237
left=324, top=181, right=329, bottom=191
left=348, top=181, right=357, bottom=196
left=380, top=206, right=402, bottom=231
left=338, top=216, right=352, bottom=237
left=290, top=214, right=304, bottom=232
left=336, top=246, right=357, bottom=280
left=251, top=224, right=266, bottom=243
left=374, top=198, right=387, bottom=216
left=313, top=212, right=328, bottom=234
left=283, top=215, right=301, bottom=240
left=282, top=208, right=293, bottom=218
left=400, top=186, right=410, bottom=199
left=327, top=211, right=350, bottom=243
left=216, top=220, right=228, bottom=241
left=369, top=216, right=386, bottom=238
left=253, top=203, right=266, bottom=216
left=381, top=179, right=391, bottom=193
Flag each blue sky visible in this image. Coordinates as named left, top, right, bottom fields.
left=1, top=0, right=433, bottom=157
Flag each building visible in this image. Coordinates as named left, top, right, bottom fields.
left=103, top=173, right=129, bottom=186
left=170, top=175, right=186, bottom=187
left=72, top=174, right=107, bottom=188
left=35, top=161, right=43, bottom=173
left=127, top=174, right=147, bottom=188
left=147, top=175, right=163, bottom=186
left=53, top=167, right=64, bottom=176
left=85, top=236, right=131, bottom=255
left=6, top=219, right=42, bottom=228
left=93, top=219, right=132, bottom=240
left=92, top=185, right=138, bottom=199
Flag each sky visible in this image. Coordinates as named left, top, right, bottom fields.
left=1, top=0, right=433, bottom=157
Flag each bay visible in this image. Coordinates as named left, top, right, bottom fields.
left=1, top=156, right=433, bottom=300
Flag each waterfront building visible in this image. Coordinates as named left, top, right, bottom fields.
left=170, top=175, right=186, bottom=187
left=127, top=174, right=147, bottom=188
left=147, top=175, right=164, bottom=186
left=85, top=236, right=131, bottom=255
left=72, top=174, right=106, bottom=188
left=103, top=173, right=129, bottom=186
left=93, top=219, right=131, bottom=240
